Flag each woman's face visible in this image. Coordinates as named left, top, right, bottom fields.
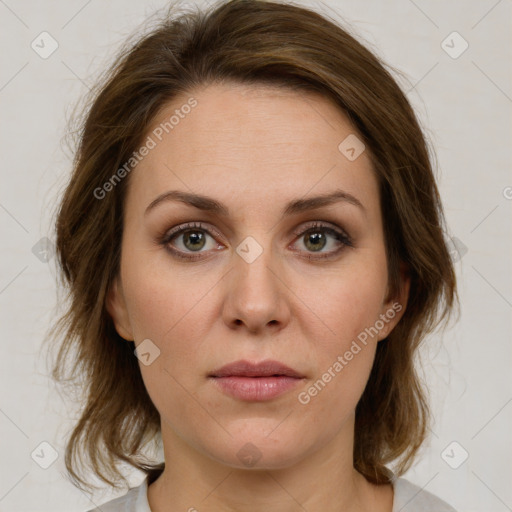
left=108, top=82, right=408, bottom=470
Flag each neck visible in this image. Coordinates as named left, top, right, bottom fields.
left=147, top=417, right=393, bottom=512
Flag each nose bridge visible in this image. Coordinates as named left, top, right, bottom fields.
left=233, top=234, right=279, bottom=302
left=223, top=233, right=289, bottom=331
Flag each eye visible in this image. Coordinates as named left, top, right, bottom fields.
left=291, top=221, right=353, bottom=260
left=161, top=222, right=223, bottom=261
left=160, top=220, right=353, bottom=261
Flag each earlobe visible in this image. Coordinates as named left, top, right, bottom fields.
left=378, top=262, right=411, bottom=341
left=106, top=277, right=134, bottom=341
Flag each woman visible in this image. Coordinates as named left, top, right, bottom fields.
left=50, top=0, right=458, bottom=510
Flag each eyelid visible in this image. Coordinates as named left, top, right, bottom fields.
left=163, top=220, right=350, bottom=244
left=290, top=220, right=350, bottom=240
left=160, top=219, right=353, bottom=260
left=162, top=221, right=225, bottom=243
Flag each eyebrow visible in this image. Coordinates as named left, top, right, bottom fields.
left=145, top=188, right=365, bottom=217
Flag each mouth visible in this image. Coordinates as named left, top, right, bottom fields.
left=208, top=359, right=305, bottom=401
left=209, top=359, right=305, bottom=379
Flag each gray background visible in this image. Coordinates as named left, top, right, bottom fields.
left=0, top=0, right=511, bottom=510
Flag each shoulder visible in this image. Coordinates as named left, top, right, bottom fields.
left=84, top=476, right=151, bottom=512
left=392, top=477, right=457, bottom=512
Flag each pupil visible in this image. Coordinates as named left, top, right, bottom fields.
left=306, top=232, right=326, bottom=251
left=181, top=230, right=327, bottom=253
left=184, top=231, right=205, bottom=251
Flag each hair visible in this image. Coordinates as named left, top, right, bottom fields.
left=48, top=0, right=458, bottom=493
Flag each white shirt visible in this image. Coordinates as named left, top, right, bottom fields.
left=86, top=475, right=457, bottom=511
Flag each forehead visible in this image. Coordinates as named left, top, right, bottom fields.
left=125, top=82, right=379, bottom=217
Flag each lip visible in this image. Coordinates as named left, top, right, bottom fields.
left=209, top=359, right=305, bottom=378
left=209, top=359, right=305, bottom=401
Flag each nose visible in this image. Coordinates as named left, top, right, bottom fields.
left=222, top=245, right=291, bottom=334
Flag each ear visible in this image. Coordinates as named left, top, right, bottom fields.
left=106, top=276, right=134, bottom=341
left=377, top=261, right=410, bottom=341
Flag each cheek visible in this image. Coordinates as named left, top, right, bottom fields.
left=314, top=265, right=388, bottom=349
left=299, top=299, right=379, bottom=428
left=121, top=264, right=213, bottom=420
left=302, top=262, right=387, bottom=400
left=120, top=256, right=222, bottom=388
left=121, top=254, right=213, bottom=341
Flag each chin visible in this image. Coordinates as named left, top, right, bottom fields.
left=201, top=424, right=310, bottom=470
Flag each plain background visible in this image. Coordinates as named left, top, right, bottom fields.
left=0, top=0, right=510, bottom=510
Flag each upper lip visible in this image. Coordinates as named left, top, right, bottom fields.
left=209, top=359, right=305, bottom=378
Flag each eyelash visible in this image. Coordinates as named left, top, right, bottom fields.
left=160, top=221, right=354, bottom=261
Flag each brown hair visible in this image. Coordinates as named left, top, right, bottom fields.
left=48, top=0, right=458, bottom=492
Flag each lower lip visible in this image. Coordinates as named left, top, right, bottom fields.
left=211, top=376, right=303, bottom=401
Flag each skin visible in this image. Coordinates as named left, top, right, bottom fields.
left=107, top=82, right=410, bottom=512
